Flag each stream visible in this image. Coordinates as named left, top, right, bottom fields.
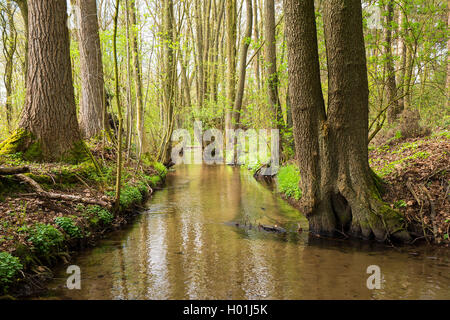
left=40, top=165, right=450, bottom=299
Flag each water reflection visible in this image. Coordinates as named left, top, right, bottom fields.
left=43, top=165, right=450, bottom=300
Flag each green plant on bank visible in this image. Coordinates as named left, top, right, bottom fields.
left=0, top=252, right=23, bottom=292
left=27, top=223, right=64, bottom=256
left=152, top=162, right=168, bottom=178
left=83, top=205, right=114, bottom=226
left=276, top=164, right=302, bottom=200
left=54, top=217, right=83, bottom=239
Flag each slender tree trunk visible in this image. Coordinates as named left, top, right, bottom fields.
left=397, top=8, right=407, bottom=113
left=158, top=0, right=176, bottom=165
left=130, top=0, right=146, bottom=159
left=15, top=0, right=82, bottom=161
left=113, top=0, right=123, bottom=212
left=265, top=0, right=283, bottom=128
left=384, top=0, right=400, bottom=124
left=253, top=0, right=261, bottom=91
left=285, top=0, right=410, bottom=242
left=2, top=0, right=17, bottom=132
left=225, top=0, right=237, bottom=129
left=13, top=0, right=27, bottom=84
left=232, top=0, right=252, bottom=128
left=446, top=0, right=450, bottom=109
left=76, top=0, right=105, bottom=139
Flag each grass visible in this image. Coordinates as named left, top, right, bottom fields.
left=276, top=164, right=302, bottom=200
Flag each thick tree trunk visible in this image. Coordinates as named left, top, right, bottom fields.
left=285, top=0, right=410, bottom=242
left=17, top=0, right=81, bottom=161
left=76, top=0, right=105, bottom=139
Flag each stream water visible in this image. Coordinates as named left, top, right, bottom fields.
left=40, top=165, right=449, bottom=299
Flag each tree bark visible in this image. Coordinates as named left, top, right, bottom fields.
left=130, top=0, right=147, bottom=159
left=232, top=0, right=252, bottom=128
left=18, top=0, right=81, bottom=161
left=76, top=0, right=105, bottom=139
left=384, top=0, right=401, bottom=124
left=285, top=0, right=410, bottom=242
left=265, top=0, right=282, bottom=127
left=225, top=0, right=237, bottom=129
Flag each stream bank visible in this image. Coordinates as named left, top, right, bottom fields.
left=0, top=145, right=167, bottom=298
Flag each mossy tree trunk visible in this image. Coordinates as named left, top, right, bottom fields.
left=14, top=0, right=82, bottom=161
left=285, top=0, right=410, bottom=242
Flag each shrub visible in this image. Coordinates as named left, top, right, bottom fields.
left=27, top=223, right=64, bottom=255
left=277, top=165, right=302, bottom=200
left=0, top=252, right=23, bottom=292
left=153, top=162, right=168, bottom=178
left=85, top=205, right=114, bottom=226
left=54, top=217, right=83, bottom=238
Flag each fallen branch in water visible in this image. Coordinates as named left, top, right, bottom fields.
left=16, top=174, right=112, bottom=210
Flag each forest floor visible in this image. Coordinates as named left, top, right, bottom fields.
left=369, top=130, right=450, bottom=245
left=0, top=144, right=167, bottom=296
left=272, top=130, right=450, bottom=246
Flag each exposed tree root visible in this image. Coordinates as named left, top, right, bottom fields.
left=16, top=173, right=112, bottom=210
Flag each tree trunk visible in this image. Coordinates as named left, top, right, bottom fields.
left=265, top=0, right=282, bottom=127
left=158, top=0, right=176, bottom=165
left=16, top=0, right=82, bottom=161
left=130, top=0, right=147, bottom=159
left=1, top=0, right=17, bottom=133
left=232, top=0, right=252, bottom=128
left=384, top=0, right=401, bottom=124
left=285, top=0, right=410, bottom=242
left=13, top=0, right=27, bottom=84
left=225, top=0, right=237, bottom=129
left=76, top=0, right=105, bottom=139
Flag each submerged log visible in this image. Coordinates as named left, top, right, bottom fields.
left=229, top=221, right=287, bottom=234
left=16, top=173, right=112, bottom=210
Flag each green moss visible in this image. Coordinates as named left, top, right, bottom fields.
left=61, top=141, right=90, bottom=165
left=0, top=129, right=32, bottom=156
left=276, top=164, right=302, bottom=200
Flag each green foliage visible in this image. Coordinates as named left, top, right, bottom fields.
left=394, top=200, right=407, bottom=208
left=0, top=252, right=23, bottom=292
left=54, top=217, right=83, bottom=239
left=276, top=165, right=302, bottom=200
left=84, top=205, right=114, bottom=226
left=152, top=162, right=168, bottom=178
left=118, top=185, right=143, bottom=209
left=27, top=224, right=64, bottom=255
